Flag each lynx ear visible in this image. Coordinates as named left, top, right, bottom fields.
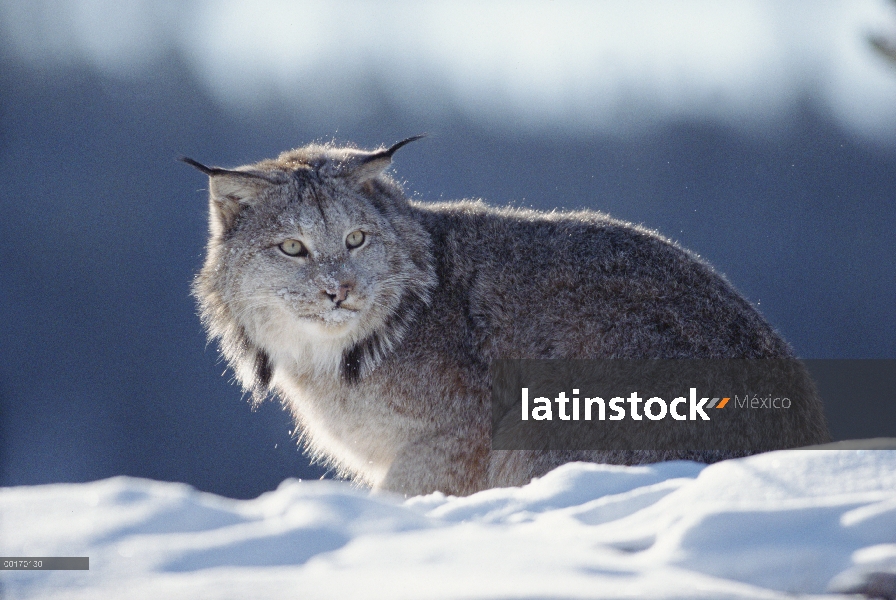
left=181, top=157, right=276, bottom=236
left=350, top=135, right=426, bottom=183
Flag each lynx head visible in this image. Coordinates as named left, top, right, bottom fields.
left=185, top=136, right=435, bottom=401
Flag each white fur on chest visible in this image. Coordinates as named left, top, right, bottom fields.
left=249, top=302, right=352, bottom=379
left=272, top=367, right=412, bottom=486
left=252, top=306, right=409, bottom=485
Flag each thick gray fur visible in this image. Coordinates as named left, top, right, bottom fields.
left=186, top=139, right=830, bottom=497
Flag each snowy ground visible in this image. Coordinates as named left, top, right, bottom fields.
left=3, top=449, right=896, bottom=599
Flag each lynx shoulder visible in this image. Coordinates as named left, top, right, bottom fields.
left=184, top=137, right=830, bottom=497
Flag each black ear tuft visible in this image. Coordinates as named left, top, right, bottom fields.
left=350, top=134, right=427, bottom=183
left=179, top=156, right=217, bottom=176
left=180, top=156, right=282, bottom=236
left=361, top=134, right=427, bottom=166
left=178, top=156, right=279, bottom=183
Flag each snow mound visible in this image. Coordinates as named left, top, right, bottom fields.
left=2, top=450, right=896, bottom=599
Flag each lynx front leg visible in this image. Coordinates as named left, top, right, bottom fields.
left=376, top=434, right=489, bottom=497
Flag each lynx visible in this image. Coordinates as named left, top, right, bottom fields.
left=184, top=137, right=830, bottom=497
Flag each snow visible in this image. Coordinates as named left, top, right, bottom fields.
left=3, top=450, right=896, bottom=599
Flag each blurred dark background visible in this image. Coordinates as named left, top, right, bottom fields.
left=1, top=1, right=895, bottom=499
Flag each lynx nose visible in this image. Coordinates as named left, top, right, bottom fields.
left=323, top=282, right=353, bottom=306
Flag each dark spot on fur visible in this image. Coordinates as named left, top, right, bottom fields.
left=255, top=350, right=272, bottom=389
left=340, top=288, right=428, bottom=384
left=341, top=339, right=367, bottom=385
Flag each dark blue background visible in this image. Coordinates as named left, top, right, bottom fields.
left=1, top=52, right=894, bottom=499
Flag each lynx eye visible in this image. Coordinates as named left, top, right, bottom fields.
left=346, top=230, right=366, bottom=249
left=279, top=239, right=307, bottom=257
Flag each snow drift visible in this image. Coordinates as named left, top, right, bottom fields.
left=3, top=449, right=896, bottom=599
